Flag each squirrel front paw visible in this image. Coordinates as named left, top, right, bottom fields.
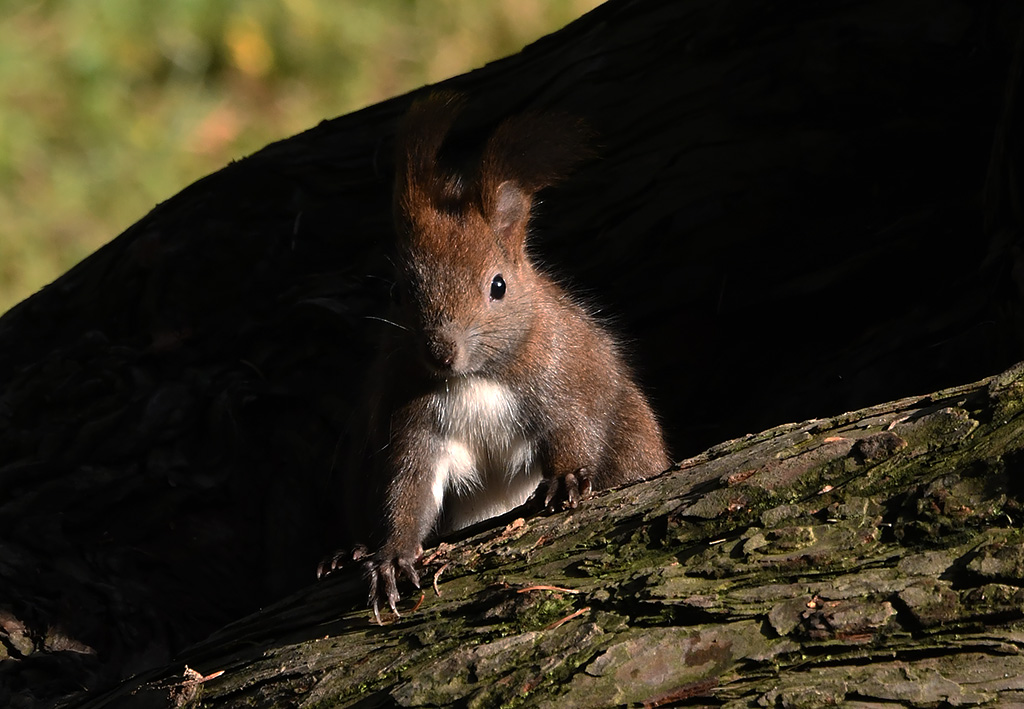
left=364, top=547, right=421, bottom=624
left=537, top=467, right=594, bottom=511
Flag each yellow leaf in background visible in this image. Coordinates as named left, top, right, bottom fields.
left=225, top=15, right=273, bottom=78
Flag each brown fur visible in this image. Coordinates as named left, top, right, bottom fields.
left=347, top=93, right=668, bottom=621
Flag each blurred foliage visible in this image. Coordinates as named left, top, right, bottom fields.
left=0, top=0, right=602, bottom=315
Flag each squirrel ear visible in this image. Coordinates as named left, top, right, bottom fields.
left=478, top=111, right=594, bottom=247
left=489, top=181, right=531, bottom=246
left=393, top=91, right=468, bottom=225
left=479, top=112, right=594, bottom=195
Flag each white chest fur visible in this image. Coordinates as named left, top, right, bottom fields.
left=428, top=377, right=541, bottom=531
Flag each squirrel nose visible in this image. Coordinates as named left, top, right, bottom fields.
left=423, top=333, right=458, bottom=373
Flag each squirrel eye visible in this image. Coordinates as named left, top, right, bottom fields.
left=489, top=274, right=506, bottom=300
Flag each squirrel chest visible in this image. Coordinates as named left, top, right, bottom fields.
left=425, top=376, right=541, bottom=532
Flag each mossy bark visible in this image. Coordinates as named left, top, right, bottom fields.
left=82, top=364, right=1024, bottom=707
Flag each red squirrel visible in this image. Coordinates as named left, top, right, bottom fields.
left=340, top=92, right=668, bottom=622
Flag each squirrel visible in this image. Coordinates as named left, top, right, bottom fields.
left=333, top=92, right=669, bottom=622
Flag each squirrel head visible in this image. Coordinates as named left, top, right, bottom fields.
left=390, top=92, right=592, bottom=378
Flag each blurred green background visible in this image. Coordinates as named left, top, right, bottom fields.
left=0, top=0, right=602, bottom=316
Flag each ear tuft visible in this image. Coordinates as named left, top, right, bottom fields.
left=393, top=91, right=468, bottom=223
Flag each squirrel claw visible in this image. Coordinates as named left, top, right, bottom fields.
left=366, top=550, right=421, bottom=624
left=540, top=467, right=594, bottom=511
left=317, top=543, right=370, bottom=579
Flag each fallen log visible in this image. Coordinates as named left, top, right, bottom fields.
left=78, top=364, right=1024, bottom=707
left=0, top=0, right=1021, bottom=705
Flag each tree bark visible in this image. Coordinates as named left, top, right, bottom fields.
left=0, top=0, right=1021, bottom=706
left=75, top=364, right=1024, bottom=707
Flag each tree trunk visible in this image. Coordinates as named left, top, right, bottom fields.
left=77, top=364, right=1024, bottom=707
left=0, top=0, right=1021, bottom=706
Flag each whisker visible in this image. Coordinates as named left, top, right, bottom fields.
left=365, top=315, right=409, bottom=331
